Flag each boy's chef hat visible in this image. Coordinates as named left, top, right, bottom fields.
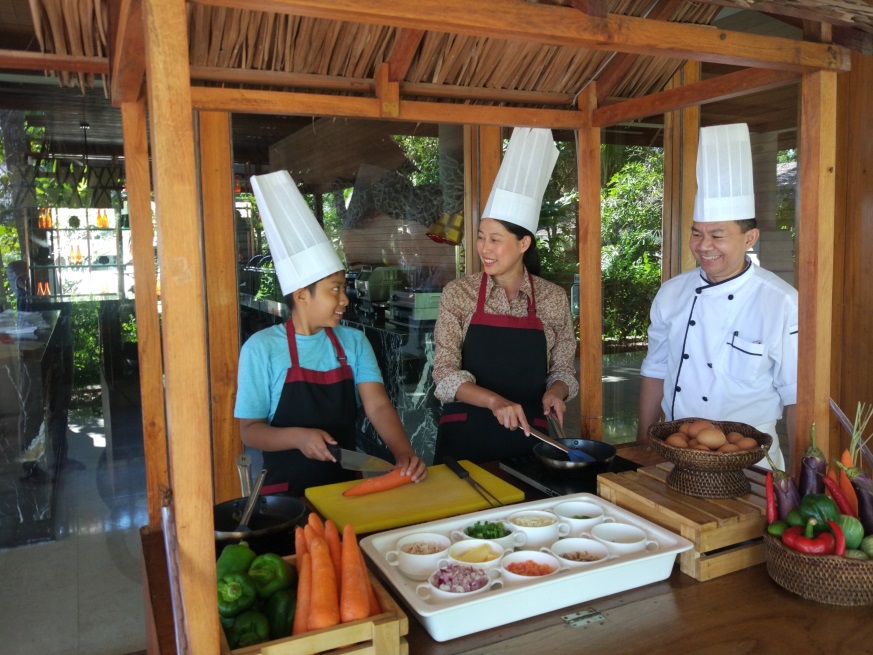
left=482, top=127, right=559, bottom=234
left=250, top=170, right=344, bottom=295
left=693, top=123, right=755, bottom=222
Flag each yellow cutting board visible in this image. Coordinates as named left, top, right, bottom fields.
left=305, top=461, right=525, bottom=534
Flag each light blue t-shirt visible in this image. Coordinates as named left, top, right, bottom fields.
left=234, top=323, right=383, bottom=423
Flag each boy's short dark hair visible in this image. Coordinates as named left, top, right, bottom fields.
left=736, top=218, right=757, bottom=233
left=284, top=280, right=319, bottom=311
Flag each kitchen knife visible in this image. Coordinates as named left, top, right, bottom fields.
left=328, top=445, right=396, bottom=472
left=443, top=456, right=503, bottom=508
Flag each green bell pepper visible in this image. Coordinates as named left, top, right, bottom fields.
left=217, top=572, right=258, bottom=618
left=248, top=553, right=293, bottom=599
left=265, top=588, right=297, bottom=640
left=227, top=610, right=270, bottom=649
left=216, top=541, right=257, bottom=580
left=799, top=494, right=839, bottom=530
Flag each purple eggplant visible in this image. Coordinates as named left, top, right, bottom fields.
left=835, top=461, right=873, bottom=535
left=766, top=453, right=801, bottom=521
left=799, top=423, right=826, bottom=496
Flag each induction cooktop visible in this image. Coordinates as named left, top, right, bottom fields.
left=499, top=453, right=640, bottom=497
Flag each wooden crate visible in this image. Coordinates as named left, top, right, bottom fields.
left=597, top=462, right=768, bottom=582
left=220, top=556, right=408, bottom=655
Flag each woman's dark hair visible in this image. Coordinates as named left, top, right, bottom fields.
left=283, top=280, right=319, bottom=311
left=497, top=220, right=541, bottom=276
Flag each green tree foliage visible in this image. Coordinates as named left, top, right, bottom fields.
left=600, top=147, right=663, bottom=345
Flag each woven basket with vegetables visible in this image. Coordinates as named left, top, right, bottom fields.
left=763, top=405, right=873, bottom=607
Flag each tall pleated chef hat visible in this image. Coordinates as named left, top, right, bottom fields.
left=250, top=170, right=344, bottom=295
left=693, top=123, right=755, bottom=222
left=482, top=127, right=559, bottom=234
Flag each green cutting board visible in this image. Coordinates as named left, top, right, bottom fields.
left=305, top=461, right=525, bottom=533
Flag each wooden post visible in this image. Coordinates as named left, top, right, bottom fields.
left=120, top=96, right=168, bottom=528
left=198, top=111, right=243, bottom=504
left=143, top=0, right=219, bottom=651
left=577, top=84, right=602, bottom=440
left=795, top=69, right=837, bottom=474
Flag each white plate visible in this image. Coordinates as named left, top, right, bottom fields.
left=361, top=492, right=694, bottom=642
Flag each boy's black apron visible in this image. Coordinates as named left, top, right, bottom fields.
left=261, top=320, right=357, bottom=496
left=434, top=273, right=548, bottom=464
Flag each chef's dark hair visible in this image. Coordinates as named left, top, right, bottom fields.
left=736, top=219, right=757, bottom=232
left=283, top=280, right=319, bottom=311
left=497, top=220, right=541, bottom=276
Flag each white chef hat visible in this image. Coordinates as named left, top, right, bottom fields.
left=693, top=123, right=755, bottom=222
left=482, top=127, right=559, bottom=234
left=250, top=170, right=344, bottom=295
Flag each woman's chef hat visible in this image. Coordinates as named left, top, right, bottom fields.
left=250, top=170, right=344, bottom=295
left=693, top=123, right=755, bottom=222
left=482, top=127, right=559, bottom=234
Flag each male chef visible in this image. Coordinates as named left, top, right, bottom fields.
left=636, top=123, right=796, bottom=470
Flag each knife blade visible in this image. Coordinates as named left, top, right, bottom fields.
left=443, top=456, right=503, bottom=508
left=328, top=445, right=395, bottom=472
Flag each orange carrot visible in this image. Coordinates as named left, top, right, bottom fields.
left=303, top=523, right=319, bottom=550
left=839, top=448, right=859, bottom=515
left=361, top=546, right=381, bottom=616
left=340, top=523, right=370, bottom=622
left=307, top=537, right=340, bottom=630
left=307, top=512, right=326, bottom=536
left=295, top=526, right=308, bottom=557
left=292, top=552, right=312, bottom=636
left=324, top=519, right=343, bottom=595
left=342, top=468, right=413, bottom=497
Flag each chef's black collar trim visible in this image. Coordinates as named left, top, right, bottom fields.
left=695, top=258, right=752, bottom=294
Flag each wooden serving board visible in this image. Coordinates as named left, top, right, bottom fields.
left=305, top=461, right=525, bottom=534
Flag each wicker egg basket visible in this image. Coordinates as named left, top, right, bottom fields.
left=764, top=534, right=873, bottom=606
left=648, top=418, right=772, bottom=498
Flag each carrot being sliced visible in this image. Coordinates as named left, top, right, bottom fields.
left=307, top=511, right=326, bottom=536
left=340, top=523, right=370, bottom=622
left=324, top=519, right=343, bottom=595
left=342, top=468, right=413, bottom=497
left=292, top=551, right=312, bottom=636
left=295, top=525, right=308, bottom=557
left=839, top=448, right=859, bottom=515
left=307, top=537, right=340, bottom=630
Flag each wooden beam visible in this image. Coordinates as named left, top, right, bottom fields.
left=120, top=97, right=168, bottom=529
left=795, top=68, right=837, bottom=475
left=569, top=0, right=607, bottom=18
left=143, top=0, right=220, bottom=651
left=388, top=28, right=424, bottom=81
left=376, top=63, right=400, bottom=117
left=594, top=0, right=683, bottom=104
left=194, top=0, right=850, bottom=72
left=594, top=68, right=800, bottom=127
left=198, top=111, right=242, bottom=505
left=576, top=83, right=603, bottom=441
left=0, top=49, right=108, bottom=74
left=190, top=86, right=587, bottom=128
left=110, top=0, right=146, bottom=105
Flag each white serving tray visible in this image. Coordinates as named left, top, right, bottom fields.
left=360, top=492, right=693, bottom=642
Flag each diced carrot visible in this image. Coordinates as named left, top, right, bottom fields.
left=342, top=468, right=412, bottom=497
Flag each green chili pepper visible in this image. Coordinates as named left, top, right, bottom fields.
left=248, top=553, right=293, bottom=599
left=216, top=541, right=257, bottom=580
left=217, top=572, right=258, bottom=618
left=265, top=588, right=297, bottom=640
left=226, top=610, right=270, bottom=649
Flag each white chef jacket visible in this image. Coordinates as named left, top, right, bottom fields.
left=641, top=260, right=798, bottom=468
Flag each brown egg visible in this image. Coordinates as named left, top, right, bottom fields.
left=686, top=420, right=717, bottom=438
left=696, top=428, right=727, bottom=450
left=679, top=422, right=693, bottom=435
left=665, top=433, right=689, bottom=448
left=725, top=431, right=745, bottom=444
left=736, top=437, right=759, bottom=451
left=687, top=438, right=699, bottom=448
left=691, top=444, right=711, bottom=451
left=717, top=443, right=741, bottom=453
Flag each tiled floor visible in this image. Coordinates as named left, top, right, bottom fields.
left=0, top=384, right=148, bottom=655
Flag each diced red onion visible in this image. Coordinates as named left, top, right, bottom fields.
left=430, top=563, right=489, bottom=593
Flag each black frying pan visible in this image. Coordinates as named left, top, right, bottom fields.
left=533, top=438, right=617, bottom=470
left=214, top=495, right=307, bottom=555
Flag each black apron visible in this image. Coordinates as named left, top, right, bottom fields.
left=260, top=320, right=357, bottom=496
left=434, top=273, right=549, bottom=463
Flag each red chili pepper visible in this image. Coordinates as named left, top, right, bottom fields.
left=765, top=471, right=777, bottom=524
left=822, top=474, right=856, bottom=518
left=827, top=519, right=846, bottom=557
left=781, top=519, right=835, bottom=555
